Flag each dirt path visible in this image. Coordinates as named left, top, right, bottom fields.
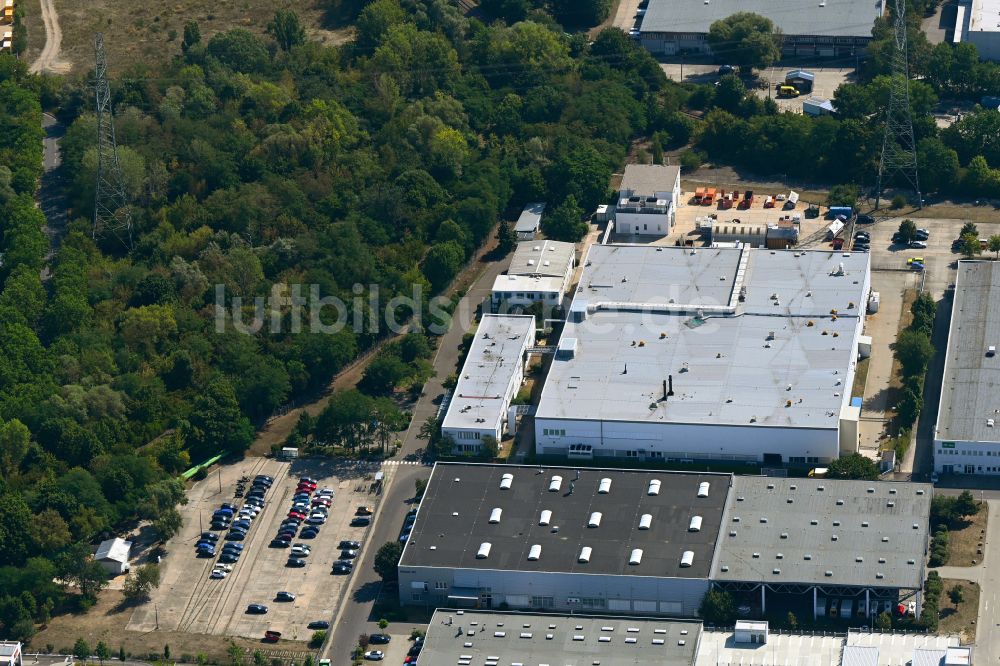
left=30, top=0, right=71, bottom=74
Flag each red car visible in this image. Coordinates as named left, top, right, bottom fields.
left=264, top=630, right=281, bottom=642
left=312, top=498, right=331, bottom=507
left=288, top=510, right=306, bottom=520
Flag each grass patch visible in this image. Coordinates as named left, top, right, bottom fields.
left=938, top=579, right=979, bottom=642
left=948, top=504, right=989, bottom=566
left=883, top=288, right=918, bottom=426
left=851, top=356, right=870, bottom=401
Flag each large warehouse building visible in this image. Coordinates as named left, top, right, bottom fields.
left=535, top=245, right=871, bottom=465
left=934, top=261, right=1000, bottom=476
left=398, top=463, right=930, bottom=622
left=399, top=464, right=727, bottom=615
left=416, top=611, right=966, bottom=666
left=637, top=0, right=882, bottom=58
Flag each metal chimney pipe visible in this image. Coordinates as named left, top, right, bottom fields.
left=663, top=380, right=668, bottom=401
left=668, top=374, right=674, bottom=396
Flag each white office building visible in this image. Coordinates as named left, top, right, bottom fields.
left=613, top=164, right=681, bottom=237
left=535, top=245, right=871, bottom=464
left=491, top=240, right=576, bottom=312
left=441, top=315, right=535, bottom=452
left=934, top=261, right=1000, bottom=475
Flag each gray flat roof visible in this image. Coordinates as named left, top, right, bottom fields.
left=538, top=246, right=869, bottom=428
left=515, top=202, right=546, bottom=233
left=936, top=261, right=1000, bottom=443
left=620, top=164, right=680, bottom=195
left=712, top=477, right=931, bottom=590
left=640, top=0, right=883, bottom=38
left=441, top=315, right=534, bottom=432
left=401, top=463, right=730, bottom=579
left=422, top=610, right=701, bottom=666
left=508, top=240, right=575, bottom=278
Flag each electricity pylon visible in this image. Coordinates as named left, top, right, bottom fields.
left=92, top=32, right=133, bottom=250
left=874, top=0, right=921, bottom=211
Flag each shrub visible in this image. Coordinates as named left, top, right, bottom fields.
left=309, top=631, right=326, bottom=648
left=891, top=194, right=906, bottom=209
left=949, top=584, right=965, bottom=604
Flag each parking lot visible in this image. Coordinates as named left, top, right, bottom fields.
left=127, top=458, right=383, bottom=643
left=753, top=66, right=855, bottom=112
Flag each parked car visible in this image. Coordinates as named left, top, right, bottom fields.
left=301, top=527, right=320, bottom=538
left=909, top=240, right=927, bottom=249
left=291, top=546, right=311, bottom=557
left=263, top=630, right=281, bottom=643
left=247, top=604, right=268, bottom=614
left=363, top=651, right=384, bottom=661
left=270, top=539, right=291, bottom=548
left=196, top=549, right=215, bottom=558
left=856, top=214, right=874, bottom=224
left=226, top=532, right=246, bottom=541
left=718, top=64, right=736, bottom=75
left=201, top=532, right=220, bottom=541
left=275, top=591, right=296, bottom=602
left=339, top=540, right=362, bottom=550
left=332, top=562, right=353, bottom=574
left=287, top=558, right=307, bottom=568
left=215, top=563, right=234, bottom=572
left=219, top=553, right=240, bottom=563
left=369, top=634, right=391, bottom=644
left=351, top=516, right=372, bottom=527
left=307, top=514, right=327, bottom=525
left=308, top=620, right=331, bottom=630
left=340, top=549, right=359, bottom=559
left=210, top=570, right=227, bottom=579
left=318, top=487, right=335, bottom=497
left=356, top=506, right=373, bottom=516
left=907, top=256, right=924, bottom=265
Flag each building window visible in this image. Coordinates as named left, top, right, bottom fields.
left=543, top=428, right=566, bottom=437
left=789, top=456, right=806, bottom=463
left=625, top=450, right=639, bottom=458
left=531, top=596, right=555, bottom=608
left=435, top=582, right=448, bottom=590
left=581, top=597, right=606, bottom=609
left=411, top=593, right=422, bottom=601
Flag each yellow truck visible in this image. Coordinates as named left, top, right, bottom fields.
left=778, top=85, right=800, bottom=98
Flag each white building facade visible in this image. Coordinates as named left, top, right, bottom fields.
left=614, top=164, right=681, bottom=237
left=535, top=246, right=871, bottom=465
left=934, top=261, right=1000, bottom=475
left=441, top=315, right=535, bottom=452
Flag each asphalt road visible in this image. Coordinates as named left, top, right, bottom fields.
left=322, top=252, right=509, bottom=660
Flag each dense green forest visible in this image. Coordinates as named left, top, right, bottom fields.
left=0, top=0, right=682, bottom=640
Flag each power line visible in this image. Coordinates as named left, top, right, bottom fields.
left=92, top=32, right=134, bottom=250
left=874, top=0, right=920, bottom=212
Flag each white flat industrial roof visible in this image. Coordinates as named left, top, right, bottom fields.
left=538, top=246, right=869, bottom=429
left=508, top=240, right=575, bottom=278
left=936, top=261, right=1000, bottom=443
left=967, top=0, right=1000, bottom=35
left=442, top=315, right=534, bottom=432
left=515, top=202, right=545, bottom=233
left=422, top=610, right=702, bottom=666
left=492, top=274, right=565, bottom=294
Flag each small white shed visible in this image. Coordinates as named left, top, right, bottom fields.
left=734, top=620, right=768, bottom=645
left=95, top=537, right=132, bottom=575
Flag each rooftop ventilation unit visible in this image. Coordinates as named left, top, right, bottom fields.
left=598, top=477, right=612, bottom=494
left=578, top=547, right=592, bottom=563
left=588, top=512, right=603, bottom=528
left=477, top=542, right=492, bottom=559
left=697, top=482, right=711, bottom=498
left=549, top=475, right=563, bottom=492
left=500, top=473, right=513, bottom=490
left=527, top=544, right=542, bottom=561
left=680, top=550, right=695, bottom=568
left=639, top=514, right=653, bottom=530
left=489, top=508, right=502, bottom=524
left=539, top=509, right=552, bottom=526
left=629, top=549, right=644, bottom=565
left=689, top=515, right=703, bottom=532
left=648, top=479, right=661, bottom=496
